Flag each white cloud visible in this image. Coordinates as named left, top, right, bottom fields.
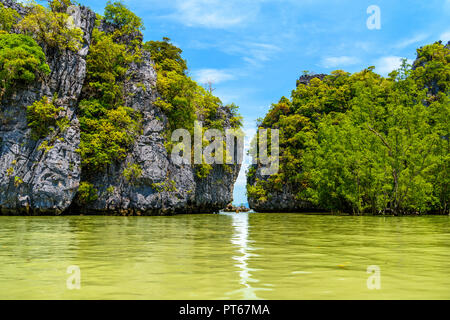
left=374, top=56, right=413, bottom=76
left=395, top=33, right=429, bottom=49
left=224, top=42, right=282, bottom=67
left=440, top=30, right=450, bottom=43
left=190, top=40, right=282, bottom=67
left=192, top=68, right=235, bottom=84
left=321, top=56, right=360, bottom=68
left=167, top=0, right=263, bottom=29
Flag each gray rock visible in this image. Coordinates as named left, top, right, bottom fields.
left=0, top=1, right=96, bottom=215
left=73, top=51, right=241, bottom=215
left=0, top=1, right=241, bottom=216
left=296, top=74, right=327, bottom=87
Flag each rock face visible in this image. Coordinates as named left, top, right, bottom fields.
left=0, top=2, right=96, bottom=215
left=296, top=74, right=327, bottom=87
left=0, top=1, right=241, bottom=215
left=247, top=165, right=315, bottom=213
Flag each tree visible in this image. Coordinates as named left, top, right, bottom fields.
left=104, top=1, right=144, bottom=33
left=0, top=33, right=50, bottom=98
left=0, top=3, right=20, bottom=32
left=27, top=96, right=64, bottom=139
left=18, top=3, right=83, bottom=52
left=144, top=37, right=187, bottom=75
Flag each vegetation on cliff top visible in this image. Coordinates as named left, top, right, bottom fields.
left=18, top=0, right=83, bottom=52
left=248, top=42, right=449, bottom=215
left=0, top=2, right=19, bottom=32
left=0, top=33, right=50, bottom=98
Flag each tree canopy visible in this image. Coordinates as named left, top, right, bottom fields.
left=248, top=42, right=449, bottom=215
left=0, top=33, right=50, bottom=98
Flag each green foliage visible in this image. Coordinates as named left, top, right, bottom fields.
left=78, top=19, right=144, bottom=173
left=123, top=163, right=142, bottom=184
left=0, top=33, right=50, bottom=97
left=0, top=3, right=20, bottom=32
left=246, top=180, right=269, bottom=202
left=77, top=182, right=98, bottom=204
left=104, top=1, right=144, bottom=33
left=145, top=37, right=187, bottom=74
left=151, top=179, right=177, bottom=192
left=411, top=41, right=450, bottom=98
left=38, top=140, right=54, bottom=153
left=26, top=96, right=64, bottom=139
left=303, top=70, right=449, bottom=214
left=83, top=29, right=130, bottom=106
left=14, top=176, right=23, bottom=187
left=49, top=0, right=73, bottom=13
left=144, top=38, right=242, bottom=134
left=18, top=2, right=83, bottom=51
left=249, top=42, right=450, bottom=215
left=195, top=163, right=213, bottom=179
left=78, top=101, right=141, bottom=171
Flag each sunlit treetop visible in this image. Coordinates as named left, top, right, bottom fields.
left=49, top=0, right=73, bottom=13
left=144, top=37, right=188, bottom=75
left=18, top=2, right=83, bottom=52
left=0, top=2, right=20, bottom=32
left=104, top=1, right=144, bottom=33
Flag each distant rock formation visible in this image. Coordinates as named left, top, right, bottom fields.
left=223, top=203, right=250, bottom=213
left=296, top=73, right=327, bottom=87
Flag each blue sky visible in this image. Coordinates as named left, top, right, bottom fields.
left=80, top=0, right=449, bottom=204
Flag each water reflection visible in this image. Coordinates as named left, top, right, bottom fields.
left=0, top=214, right=449, bottom=299
left=228, top=213, right=264, bottom=299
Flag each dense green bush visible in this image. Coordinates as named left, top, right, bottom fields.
left=104, top=1, right=144, bottom=34
left=248, top=42, right=449, bottom=215
left=0, top=33, right=50, bottom=98
left=77, top=182, right=98, bottom=204
left=26, top=96, right=64, bottom=139
left=145, top=37, right=188, bottom=75
left=0, top=3, right=20, bottom=32
left=18, top=2, right=83, bottom=51
left=49, top=0, right=73, bottom=13
left=78, top=101, right=141, bottom=171
left=83, top=29, right=131, bottom=107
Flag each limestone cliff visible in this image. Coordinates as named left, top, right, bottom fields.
left=0, top=0, right=241, bottom=215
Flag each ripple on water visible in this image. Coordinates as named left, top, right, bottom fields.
left=0, top=213, right=449, bottom=299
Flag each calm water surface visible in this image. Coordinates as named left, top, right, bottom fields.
left=0, top=213, right=449, bottom=299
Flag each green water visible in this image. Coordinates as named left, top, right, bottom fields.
left=0, top=213, right=449, bottom=300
